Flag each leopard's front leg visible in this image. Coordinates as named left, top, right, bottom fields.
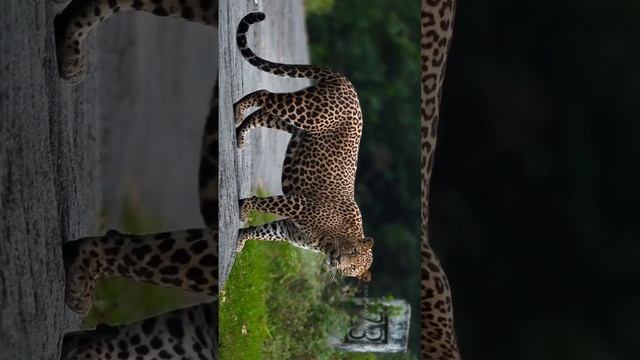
left=64, top=228, right=217, bottom=315
left=61, top=302, right=216, bottom=360
left=236, top=219, right=307, bottom=252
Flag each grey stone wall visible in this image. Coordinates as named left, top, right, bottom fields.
left=0, top=2, right=97, bottom=359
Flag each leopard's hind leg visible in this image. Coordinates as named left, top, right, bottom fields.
left=55, top=0, right=217, bottom=83
left=235, top=109, right=296, bottom=148
left=198, top=84, right=219, bottom=230
left=64, top=228, right=217, bottom=315
left=233, top=85, right=344, bottom=134
left=61, top=302, right=216, bottom=360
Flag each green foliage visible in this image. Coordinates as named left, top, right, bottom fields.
left=262, top=246, right=348, bottom=359
left=304, top=0, right=335, bottom=15
left=364, top=298, right=405, bottom=319
left=221, top=201, right=416, bottom=359
left=221, top=198, right=385, bottom=359
left=306, top=0, right=422, bottom=353
left=220, top=239, right=372, bottom=360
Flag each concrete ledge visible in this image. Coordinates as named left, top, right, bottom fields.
left=218, top=0, right=310, bottom=288
left=0, top=2, right=97, bottom=359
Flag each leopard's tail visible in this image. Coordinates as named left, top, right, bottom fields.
left=198, top=80, right=219, bottom=230
left=236, top=12, right=342, bottom=81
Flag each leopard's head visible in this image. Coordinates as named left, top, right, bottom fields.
left=329, top=236, right=374, bottom=282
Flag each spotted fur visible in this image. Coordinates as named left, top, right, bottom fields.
left=56, top=2, right=220, bottom=357
left=61, top=303, right=217, bottom=360
left=233, top=12, right=373, bottom=281
left=420, top=0, right=461, bottom=359
left=64, top=228, right=217, bottom=315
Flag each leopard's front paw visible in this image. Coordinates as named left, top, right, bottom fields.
left=233, top=105, right=245, bottom=126
left=63, top=238, right=101, bottom=316
left=236, top=230, right=248, bottom=252
left=236, top=126, right=248, bottom=149
left=57, top=42, right=88, bottom=84
left=235, top=240, right=246, bottom=252
left=238, top=199, right=252, bottom=223
left=55, top=16, right=88, bottom=84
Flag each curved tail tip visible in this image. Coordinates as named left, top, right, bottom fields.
left=244, top=11, right=266, bottom=23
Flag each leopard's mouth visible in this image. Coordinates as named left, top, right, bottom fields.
left=329, top=254, right=341, bottom=267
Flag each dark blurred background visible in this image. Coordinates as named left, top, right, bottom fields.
left=309, top=0, right=640, bottom=358
left=437, top=1, right=640, bottom=359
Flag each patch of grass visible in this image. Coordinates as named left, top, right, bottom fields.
left=219, top=240, right=272, bottom=359
left=220, top=207, right=378, bottom=360
left=221, top=240, right=368, bottom=360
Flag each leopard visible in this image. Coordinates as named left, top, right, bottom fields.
left=54, top=0, right=219, bottom=359
left=232, top=12, right=374, bottom=282
left=419, top=0, right=462, bottom=359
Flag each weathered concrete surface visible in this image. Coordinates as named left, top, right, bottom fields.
left=1, top=3, right=217, bottom=359
left=96, top=14, right=217, bottom=230
left=219, top=0, right=311, bottom=288
left=94, top=3, right=219, bottom=318
left=0, top=2, right=98, bottom=359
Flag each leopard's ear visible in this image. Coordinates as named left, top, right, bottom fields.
left=362, top=237, right=374, bottom=250
left=359, top=270, right=372, bottom=282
